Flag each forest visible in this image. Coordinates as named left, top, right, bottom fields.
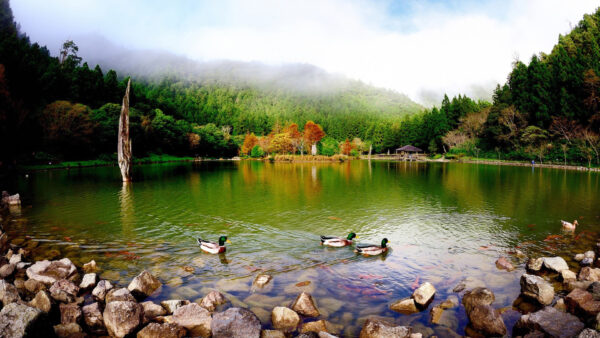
left=0, top=0, right=599, bottom=166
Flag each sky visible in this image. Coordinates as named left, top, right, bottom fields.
left=10, top=0, right=600, bottom=105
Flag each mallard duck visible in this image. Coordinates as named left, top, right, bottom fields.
left=320, top=232, right=358, bottom=247
left=197, top=236, right=231, bottom=254
left=355, top=238, right=389, bottom=256
left=561, top=220, right=578, bottom=231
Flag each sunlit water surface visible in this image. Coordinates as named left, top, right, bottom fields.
left=4, top=161, right=600, bottom=336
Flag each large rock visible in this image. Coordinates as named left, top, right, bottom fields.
left=562, top=270, right=577, bottom=282
left=527, top=258, right=544, bottom=272
left=300, top=319, right=330, bottom=333
left=542, top=257, right=569, bottom=273
left=137, top=322, right=186, bottom=338
left=161, top=299, right=190, bottom=314
left=0, top=303, right=51, bottom=338
left=466, top=304, right=506, bottom=336
left=92, top=280, right=113, bottom=301
left=495, top=257, right=514, bottom=271
left=24, top=279, right=46, bottom=295
left=50, top=279, right=79, bottom=303
left=390, top=297, right=419, bottom=314
left=565, top=288, right=600, bottom=317
left=0, top=279, right=21, bottom=306
left=103, top=300, right=143, bottom=338
left=53, top=323, right=83, bottom=337
left=359, top=318, right=411, bottom=338
left=128, top=270, right=161, bottom=299
left=515, top=306, right=584, bottom=337
left=141, top=301, right=167, bottom=322
left=26, top=258, right=77, bottom=285
left=0, top=263, right=15, bottom=279
left=28, top=290, right=52, bottom=313
left=579, top=268, right=600, bottom=282
left=59, top=302, right=82, bottom=324
left=520, top=274, right=554, bottom=305
left=106, top=287, right=136, bottom=303
left=82, top=302, right=106, bottom=335
left=462, top=287, right=495, bottom=313
left=200, top=290, right=228, bottom=312
left=412, top=282, right=436, bottom=306
left=579, top=329, right=600, bottom=338
left=9, top=254, right=22, bottom=265
left=79, top=273, right=97, bottom=289
left=271, top=306, right=300, bottom=331
left=211, top=307, right=261, bottom=338
left=172, top=303, right=212, bottom=337
left=292, top=292, right=320, bottom=317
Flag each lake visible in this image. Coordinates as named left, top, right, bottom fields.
left=5, top=160, right=600, bottom=336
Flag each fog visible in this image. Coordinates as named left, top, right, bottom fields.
left=11, top=0, right=600, bottom=106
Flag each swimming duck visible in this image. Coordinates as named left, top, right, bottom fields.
left=561, top=220, right=578, bottom=231
left=197, top=236, right=231, bottom=254
left=355, top=238, right=389, bottom=256
left=320, top=232, right=358, bottom=247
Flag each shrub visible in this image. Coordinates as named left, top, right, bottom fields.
left=250, top=145, right=265, bottom=158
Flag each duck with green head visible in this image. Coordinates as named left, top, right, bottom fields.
left=355, top=238, right=389, bottom=256
left=197, top=236, right=231, bottom=254
left=320, top=232, right=358, bottom=247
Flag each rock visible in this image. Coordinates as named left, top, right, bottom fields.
left=390, top=298, right=419, bottom=314
left=161, top=299, right=190, bottom=314
left=566, top=288, right=600, bottom=317
left=103, top=300, right=143, bottom=338
left=520, top=274, right=554, bottom=305
left=50, top=279, right=79, bottom=303
left=542, top=256, right=569, bottom=273
left=141, top=301, right=167, bottom=322
left=8, top=254, right=22, bottom=265
left=300, top=319, right=330, bottom=333
left=172, top=303, right=212, bottom=337
left=515, top=306, right=584, bottom=337
left=53, top=323, right=83, bottom=337
left=0, top=303, right=50, bottom=338
left=82, top=302, right=106, bottom=335
left=79, top=273, right=97, bottom=289
left=60, top=302, right=82, bottom=324
left=128, top=270, right=162, bottom=299
left=582, top=258, right=595, bottom=266
left=562, top=270, right=577, bottom=282
left=211, top=307, right=261, bottom=338
left=24, top=279, right=46, bottom=295
left=92, top=280, right=113, bottom=301
left=554, top=298, right=567, bottom=312
left=580, top=267, right=600, bottom=282
left=590, top=282, right=600, bottom=301
left=261, top=329, right=286, bottom=338
left=200, top=290, right=228, bottom=312
left=137, top=322, right=186, bottom=338
left=0, top=279, right=20, bottom=306
left=575, top=254, right=586, bottom=262
left=297, top=333, right=319, bottom=338
left=83, top=260, right=97, bottom=273
left=0, top=263, right=15, bottom=278
left=29, top=290, right=52, bottom=313
left=106, top=287, right=136, bottom=303
left=495, top=257, right=514, bottom=271
left=16, top=262, right=30, bottom=270
left=359, top=318, right=411, bottom=338
left=462, top=287, right=495, bottom=313
left=586, top=251, right=596, bottom=259
left=271, top=306, right=300, bottom=331
left=440, top=295, right=459, bottom=309
left=430, top=305, right=444, bottom=324
left=527, top=258, right=544, bottom=272
left=253, top=274, right=272, bottom=289
left=567, top=280, right=595, bottom=292
left=466, top=304, right=506, bottom=336
left=26, top=258, right=77, bottom=285
left=291, top=292, right=320, bottom=317
left=579, top=329, right=600, bottom=338
left=412, top=282, right=435, bottom=306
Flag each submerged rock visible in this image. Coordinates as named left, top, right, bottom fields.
left=0, top=303, right=51, bottom=338
left=466, top=304, right=506, bottom=336
left=390, top=298, right=419, bottom=314
left=172, top=303, right=212, bottom=337
left=211, top=307, right=261, bottom=338
left=26, top=258, right=77, bottom=285
left=137, top=322, right=186, bottom=338
left=128, top=270, right=161, bottom=299
left=495, top=257, right=514, bottom=271
left=292, top=292, right=320, bottom=317
left=252, top=274, right=272, bottom=289
left=462, top=287, right=495, bottom=313
left=452, top=276, right=485, bottom=293
left=359, top=318, right=412, bottom=338
left=412, top=283, right=436, bottom=306
left=515, top=306, right=584, bottom=337
left=200, top=290, right=228, bottom=312
left=271, top=306, right=300, bottom=331
left=103, top=300, right=143, bottom=338
left=83, top=260, right=97, bottom=273
left=520, top=274, right=554, bottom=306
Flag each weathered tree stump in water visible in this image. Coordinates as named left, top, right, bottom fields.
left=118, top=79, right=132, bottom=182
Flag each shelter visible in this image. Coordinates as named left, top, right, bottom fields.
left=395, top=145, right=423, bottom=154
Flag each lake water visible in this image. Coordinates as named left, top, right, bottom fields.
left=5, top=160, right=600, bottom=336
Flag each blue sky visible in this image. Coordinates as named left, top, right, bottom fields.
left=11, top=0, right=600, bottom=104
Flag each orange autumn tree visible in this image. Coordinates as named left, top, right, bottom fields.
left=340, top=139, right=355, bottom=155
left=284, top=123, right=303, bottom=154
left=303, top=121, right=325, bottom=152
left=241, top=133, right=258, bottom=155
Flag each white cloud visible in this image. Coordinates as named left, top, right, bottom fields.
left=10, top=0, right=600, bottom=105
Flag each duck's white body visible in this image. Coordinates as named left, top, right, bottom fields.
left=355, top=243, right=387, bottom=256
left=320, top=236, right=353, bottom=247
left=197, top=238, right=226, bottom=254
left=561, top=220, right=578, bottom=231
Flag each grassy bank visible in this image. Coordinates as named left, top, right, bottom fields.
left=21, top=154, right=197, bottom=171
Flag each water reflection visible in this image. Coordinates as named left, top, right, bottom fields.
left=119, top=182, right=134, bottom=235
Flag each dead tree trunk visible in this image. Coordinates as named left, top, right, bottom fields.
left=118, top=79, right=132, bottom=182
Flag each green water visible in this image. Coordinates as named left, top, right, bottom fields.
left=5, top=161, right=600, bottom=336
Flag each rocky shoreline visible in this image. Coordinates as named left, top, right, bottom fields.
left=1, top=194, right=600, bottom=337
